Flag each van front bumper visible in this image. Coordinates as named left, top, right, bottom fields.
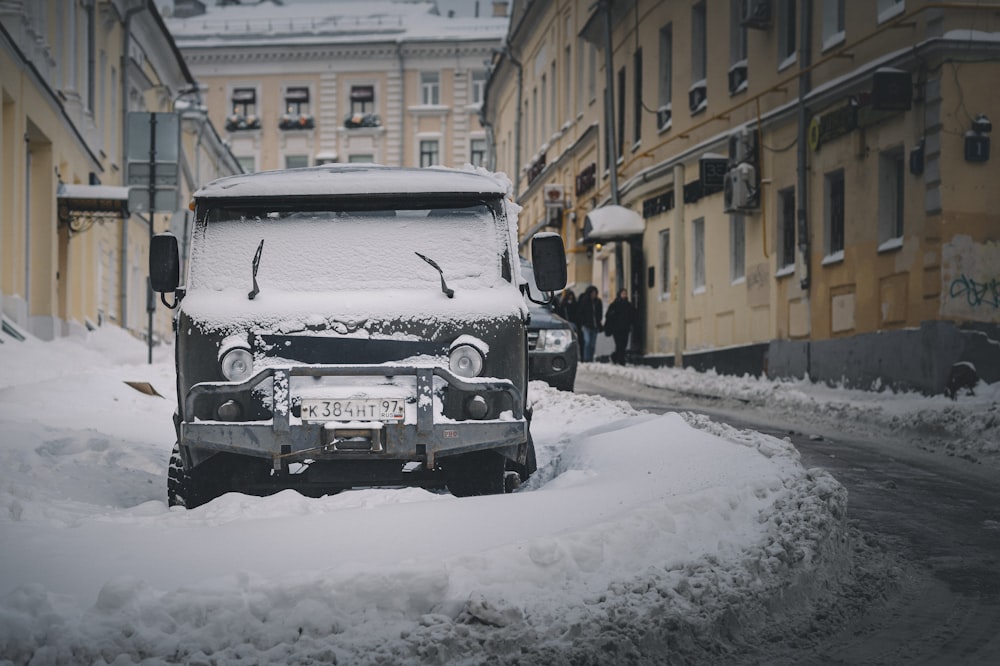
left=179, top=364, right=527, bottom=470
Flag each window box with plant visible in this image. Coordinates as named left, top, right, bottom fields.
left=279, top=113, right=314, bottom=130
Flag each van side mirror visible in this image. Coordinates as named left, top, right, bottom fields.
left=150, top=232, right=180, bottom=293
left=530, top=232, right=567, bottom=292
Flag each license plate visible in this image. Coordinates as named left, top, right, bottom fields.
left=300, top=398, right=405, bottom=422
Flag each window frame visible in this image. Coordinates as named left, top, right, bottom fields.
left=420, top=71, right=440, bottom=106
left=730, top=214, right=746, bottom=283
left=824, top=168, right=846, bottom=260
left=878, top=146, right=905, bottom=249
left=659, top=228, right=671, bottom=300
left=692, top=217, right=706, bottom=293
left=419, top=138, right=440, bottom=167
left=778, top=186, right=797, bottom=272
left=658, top=23, right=673, bottom=130
left=778, top=0, right=797, bottom=70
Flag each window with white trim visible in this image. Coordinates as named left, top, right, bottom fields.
left=730, top=214, right=746, bottom=282
left=690, top=2, right=707, bottom=114
left=470, top=138, right=487, bottom=167
left=285, top=155, right=308, bottom=169
left=824, top=169, right=845, bottom=257
left=420, top=139, right=440, bottom=167
left=420, top=72, right=440, bottom=105
left=693, top=217, right=706, bottom=292
left=659, top=229, right=671, bottom=299
left=778, top=0, right=797, bottom=68
left=350, top=85, right=374, bottom=115
left=471, top=70, right=486, bottom=105
left=729, top=0, right=748, bottom=94
left=878, top=147, right=905, bottom=246
left=658, top=23, right=672, bottom=130
left=821, top=0, right=845, bottom=49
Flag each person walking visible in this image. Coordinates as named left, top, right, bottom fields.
left=554, top=289, right=579, bottom=346
left=604, top=288, right=637, bottom=365
left=575, top=286, right=603, bottom=362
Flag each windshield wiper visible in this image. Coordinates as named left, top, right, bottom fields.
left=248, top=239, right=264, bottom=300
left=415, top=252, right=454, bottom=299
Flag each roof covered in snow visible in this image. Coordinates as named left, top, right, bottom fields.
left=194, top=165, right=510, bottom=200
left=165, top=0, right=509, bottom=46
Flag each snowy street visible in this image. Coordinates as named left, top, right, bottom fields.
left=0, top=328, right=997, bottom=664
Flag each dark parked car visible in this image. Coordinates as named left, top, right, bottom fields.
left=521, top=259, right=577, bottom=392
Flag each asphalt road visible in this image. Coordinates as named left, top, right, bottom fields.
left=576, top=371, right=1000, bottom=665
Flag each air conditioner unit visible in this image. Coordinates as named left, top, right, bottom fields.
left=724, top=163, right=757, bottom=213
left=728, top=127, right=758, bottom=166
left=742, top=0, right=772, bottom=29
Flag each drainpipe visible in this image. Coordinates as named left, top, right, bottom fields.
left=120, top=0, right=147, bottom=331
left=396, top=42, right=406, bottom=167
left=504, top=42, right=523, bottom=199
left=673, top=163, right=685, bottom=368
left=796, top=0, right=813, bottom=292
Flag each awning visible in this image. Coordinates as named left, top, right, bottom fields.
left=57, top=184, right=129, bottom=234
left=583, top=205, right=644, bottom=242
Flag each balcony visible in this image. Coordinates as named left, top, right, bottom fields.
left=279, top=113, right=315, bottom=130
left=225, top=114, right=261, bottom=131
left=344, top=113, right=382, bottom=129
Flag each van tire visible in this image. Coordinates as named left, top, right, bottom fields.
left=167, top=443, right=224, bottom=509
left=443, top=451, right=507, bottom=497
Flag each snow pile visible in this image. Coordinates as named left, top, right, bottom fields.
left=583, top=362, right=1000, bottom=467
left=0, top=329, right=860, bottom=664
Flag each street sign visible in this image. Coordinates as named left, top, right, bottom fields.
left=126, top=112, right=180, bottom=213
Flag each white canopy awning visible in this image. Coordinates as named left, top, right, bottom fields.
left=583, top=205, right=644, bottom=242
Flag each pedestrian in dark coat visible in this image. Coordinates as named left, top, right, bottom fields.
left=555, top=289, right=578, bottom=330
left=575, top=286, right=603, bottom=362
left=603, top=288, right=637, bottom=365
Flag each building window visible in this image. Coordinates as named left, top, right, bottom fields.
left=420, top=139, right=440, bottom=167
left=350, top=85, right=374, bottom=115
left=471, top=70, right=486, bottom=105
left=588, top=42, right=597, bottom=103
left=236, top=156, right=255, bottom=173
left=778, top=187, right=796, bottom=269
left=85, top=1, right=95, bottom=114
left=470, top=138, right=487, bottom=167
left=693, top=217, right=706, bottom=292
left=617, top=66, right=626, bottom=159
left=825, top=169, right=845, bottom=257
left=564, top=44, right=572, bottom=121
left=821, top=0, right=845, bottom=49
left=348, top=154, right=374, bottom=163
left=550, top=61, right=557, bottom=136
left=228, top=88, right=260, bottom=130
left=285, top=155, right=308, bottom=169
left=659, top=229, right=671, bottom=299
left=420, top=72, right=440, bottom=105
left=876, top=0, right=905, bottom=23
left=633, top=49, right=643, bottom=145
left=532, top=87, right=538, bottom=149
left=658, top=23, right=672, bottom=130
left=285, top=87, right=309, bottom=115
left=878, top=147, right=905, bottom=247
left=231, top=88, right=256, bottom=117
left=730, top=214, right=746, bottom=282
left=729, top=0, right=748, bottom=94
left=778, top=0, right=797, bottom=68
left=690, top=2, right=707, bottom=115
left=540, top=73, right=547, bottom=140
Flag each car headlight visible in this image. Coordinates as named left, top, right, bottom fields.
left=536, top=329, right=572, bottom=353
left=449, top=344, right=484, bottom=378
left=220, top=347, right=254, bottom=382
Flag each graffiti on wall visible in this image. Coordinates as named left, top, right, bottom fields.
left=941, top=235, right=1000, bottom=323
left=949, top=274, right=1000, bottom=309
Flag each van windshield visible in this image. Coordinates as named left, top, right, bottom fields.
left=187, top=203, right=510, bottom=293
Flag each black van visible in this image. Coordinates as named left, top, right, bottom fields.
left=150, top=165, right=566, bottom=507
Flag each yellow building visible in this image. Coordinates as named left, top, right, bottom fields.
left=164, top=0, right=509, bottom=172
left=483, top=0, right=1000, bottom=394
left=1, top=0, right=239, bottom=347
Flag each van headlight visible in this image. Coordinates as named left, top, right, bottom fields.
left=220, top=347, right=253, bottom=382
left=536, top=329, right=572, bottom=353
left=449, top=344, right=484, bottom=378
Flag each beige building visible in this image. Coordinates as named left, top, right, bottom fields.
left=1, top=0, right=239, bottom=346
left=164, top=0, right=509, bottom=173
left=483, top=0, right=1000, bottom=393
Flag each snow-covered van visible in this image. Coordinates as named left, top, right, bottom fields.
left=149, top=165, right=566, bottom=508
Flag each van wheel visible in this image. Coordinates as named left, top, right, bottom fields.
left=443, top=451, right=507, bottom=497
left=167, top=443, right=222, bottom=509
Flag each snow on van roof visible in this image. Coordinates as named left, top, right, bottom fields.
left=194, top=164, right=510, bottom=200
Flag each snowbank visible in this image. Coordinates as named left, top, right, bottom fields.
left=0, top=329, right=855, bottom=664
